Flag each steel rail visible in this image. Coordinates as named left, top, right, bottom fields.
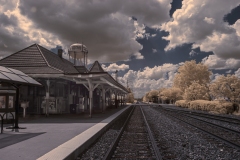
left=158, top=108, right=240, bottom=150
left=184, top=114, right=240, bottom=134
left=162, top=107, right=240, bottom=125
left=162, top=108, right=240, bottom=132
left=140, top=106, right=162, bottom=160
left=103, top=105, right=135, bottom=160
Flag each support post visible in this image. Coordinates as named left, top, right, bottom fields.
left=6, top=84, right=26, bottom=129
left=89, top=89, right=93, bottom=117
left=23, top=108, right=26, bottom=118
left=102, top=88, right=106, bottom=112
left=121, top=94, right=123, bottom=106
left=115, top=91, right=117, bottom=108
left=124, top=94, right=126, bottom=105
left=46, top=80, right=50, bottom=117
left=109, top=89, right=112, bottom=107
left=86, top=79, right=99, bottom=117
left=87, top=79, right=93, bottom=118
left=14, top=86, right=19, bottom=128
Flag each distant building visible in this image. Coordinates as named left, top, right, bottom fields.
left=0, top=43, right=128, bottom=117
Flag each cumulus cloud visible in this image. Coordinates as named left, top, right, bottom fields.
left=226, top=70, right=232, bottom=73
left=152, top=48, right=157, bottom=53
left=151, top=34, right=157, bottom=37
left=0, top=0, right=172, bottom=63
left=133, top=52, right=144, bottom=59
left=118, top=63, right=180, bottom=98
left=102, top=63, right=129, bottom=72
left=0, top=0, right=62, bottom=56
left=235, top=68, right=240, bottom=78
left=161, top=0, right=240, bottom=59
left=189, top=50, right=198, bottom=57
left=210, top=73, right=222, bottom=82
left=202, top=55, right=240, bottom=70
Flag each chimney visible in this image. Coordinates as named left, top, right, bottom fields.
left=58, top=49, right=63, bottom=58
left=115, top=70, right=118, bottom=82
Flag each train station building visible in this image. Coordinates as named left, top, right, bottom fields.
left=0, top=43, right=129, bottom=117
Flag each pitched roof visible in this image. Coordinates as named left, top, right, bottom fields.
left=88, top=61, right=129, bottom=92
left=0, top=44, right=48, bottom=67
left=38, top=45, right=79, bottom=74
left=6, top=67, right=62, bottom=74
left=0, top=44, right=82, bottom=74
left=89, top=61, right=105, bottom=72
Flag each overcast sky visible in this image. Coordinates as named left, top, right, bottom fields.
left=0, top=0, right=240, bottom=98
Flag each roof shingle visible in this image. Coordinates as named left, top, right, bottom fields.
left=0, top=44, right=47, bottom=67
left=0, top=44, right=83, bottom=74
left=38, top=45, right=79, bottom=74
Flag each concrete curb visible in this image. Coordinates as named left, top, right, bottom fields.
left=37, top=106, right=131, bottom=160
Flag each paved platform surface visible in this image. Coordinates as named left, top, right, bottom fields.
left=0, top=106, right=127, bottom=160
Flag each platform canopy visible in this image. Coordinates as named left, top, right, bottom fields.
left=63, top=61, right=129, bottom=117
left=63, top=61, right=129, bottom=94
left=0, top=66, right=41, bottom=130
left=0, top=66, right=41, bottom=86
left=65, top=73, right=128, bottom=93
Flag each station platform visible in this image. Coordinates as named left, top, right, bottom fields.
left=0, top=106, right=130, bottom=160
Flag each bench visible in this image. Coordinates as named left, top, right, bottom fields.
left=0, top=112, right=14, bottom=134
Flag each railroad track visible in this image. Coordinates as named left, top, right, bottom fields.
left=162, top=107, right=240, bottom=131
left=162, top=106, right=240, bottom=125
left=104, top=106, right=162, bottom=160
left=154, top=106, right=240, bottom=150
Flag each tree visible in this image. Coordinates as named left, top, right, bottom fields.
left=159, top=87, right=183, bottom=103
left=169, top=87, right=183, bottom=103
left=142, top=95, right=148, bottom=102
left=126, top=92, right=134, bottom=103
left=183, top=81, right=210, bottom=101
left=209, top=74, right=240, bottom=102
left=126, top=87, right=135, bottom=103
left=148, top=90, right=159, bottom=102
left=142, top=92, right=150, bottom=102
left=173, top=60, right=212, bottom=91
left=142, top=90, right=158, bottom=102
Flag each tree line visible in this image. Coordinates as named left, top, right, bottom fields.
left=143, top=60, right=240, bottom=105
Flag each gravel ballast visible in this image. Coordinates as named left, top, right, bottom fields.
left=77, top=105, right=240, bottom=159
left=143, top=106, right=240, bottom=159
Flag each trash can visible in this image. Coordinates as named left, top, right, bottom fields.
left=70, top=104, right=76, bottom=114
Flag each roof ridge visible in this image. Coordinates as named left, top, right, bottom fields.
left=89, top=61, right=96, bottom=71
left=36, top=44, right=65, bottom=73
left=37, top=44, right=76, bottom=66
left=35, top=44, right=51, bottom=67
left=36, top=44, right=79, bottom=74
